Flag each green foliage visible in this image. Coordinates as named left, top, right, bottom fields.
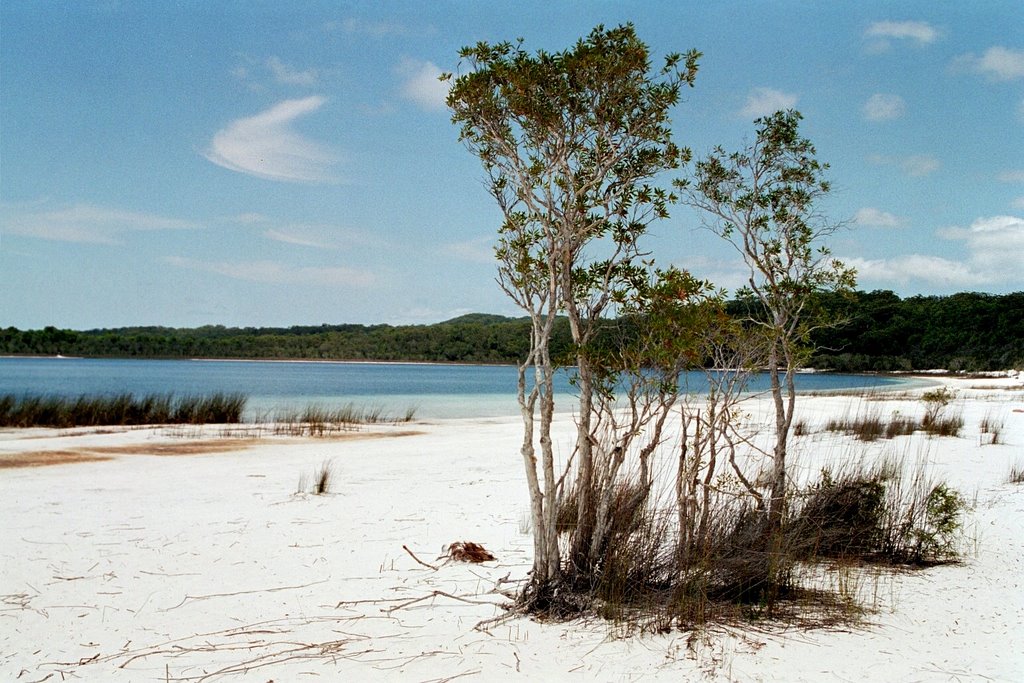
left=447, top=23, right=704, bottom=594
left=791, top=465, right=966, bottom=565
left=912, top=484, right=964, bottom=561
left=1, top=290, right=1020, bottom=369
left=807, top=290, right=1024, bottom=371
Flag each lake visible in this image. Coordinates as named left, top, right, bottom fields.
left=0, top=357, right=912, bottom=420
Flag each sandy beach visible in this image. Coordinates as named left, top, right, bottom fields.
left=2, top=375, right=1023, bottom=682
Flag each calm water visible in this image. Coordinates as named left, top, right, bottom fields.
left=0, top=357, right=909, bottom=420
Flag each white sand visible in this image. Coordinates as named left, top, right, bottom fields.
left=2, top=376, right=1023, bottom=681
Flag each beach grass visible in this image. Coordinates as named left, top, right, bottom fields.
left=269, top=403, right=417, bottom=437
left=0, top=392, right=246, bottom=428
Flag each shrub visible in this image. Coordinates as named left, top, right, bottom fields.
left=920, top=387, right=960, bottom=437
left=789, top=459, right=966, bottom=566
left=790, top=468, right=886, bottom=559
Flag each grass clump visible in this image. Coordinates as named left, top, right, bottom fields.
left=825, top=410, right=916, bottom=442
left=271, top=403, right=417, bottom=437
left=1008, top=462, right=1024, bottom=485
left=297, top=460, right=336, bottom=495
left=979, top=410, right=1005, bottom=445
left=0, top=392, right=246, bottom=428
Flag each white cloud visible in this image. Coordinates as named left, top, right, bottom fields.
left=231, top=212, right=270, bottom=225
left=396, top=58, right=449, bottom=111
left=901, top=155, right=940, bottom=177
left=739, top=87, right=797, bottom=118
left=868, top=153, right=941, bottom=177
left=846, top=214, right=1024, bottom=289
left=998, top=170, right=1024, bottom=183
left=263, top=229, right=329, bottom=249
left=266, top=56, right=317, bottom=87
left=940, top=215, right=1024, bottom=272
left=261, top=223, right=376, bottom=250
left=445, top=236, right=494, bottom=264
left=954, top=46, right=1024, bottom=81
left=1, top=202, right=197, bottom=244
left=854, top=207, right=905, bottom=228
left=864, top=20, right=939, bottom=46
left=862, top=93, right=906, bottom=121
left=164, top=256, right=375, bottom=287
left=846, top=254, right=986, bottom=287
left=205, top=97, right=337, bottom=183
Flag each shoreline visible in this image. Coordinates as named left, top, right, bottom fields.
left=1, top=374, right=1022, bottom=680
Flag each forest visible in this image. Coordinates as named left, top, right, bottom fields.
left=2, top=290, right=1022, bottom=372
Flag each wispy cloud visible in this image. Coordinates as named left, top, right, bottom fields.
left=164, top=256, right=375, bottom=287
left=266, top=56, right=318, bottom=86
left=998, top=170, right=1024, bottom=183
left=938, top=215, right=1024, bottom=272
left=862, top=93, right=906, bottom=121
left=261, top=222, right=377, bottom=250
left=1013, top=197, right=1024, bottom=210
left=396, top=58, right=449, bottom=111
left=325, top=18, right=412, bottom=37
left=864, top=20, right=940, bottom=52
left=205, top=97, right=337, bottom=183
left=230, top=212, right=270, bottom=225
left=854, top=207, right=905, bottom=228
left=739, top=87, right=797, bottom=118
left=953, top=46, right=1024, bottom=81
left=845, top=254, right=986, bottom=287
left=445, top=236, right=494, bottom=264
left=868, top=153, right=941, bottom=177
left=1, top=202, right=198, bottom=244
left=846, top=214, right=1024, bottom=288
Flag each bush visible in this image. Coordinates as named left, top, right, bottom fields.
left=789, top=461, right=966, bottom=566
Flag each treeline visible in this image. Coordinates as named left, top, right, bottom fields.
left=0, top=313, right=572, bottom=365
left=2, top=291, right=1021, bottom=371
left=805, top=290, right=1024, bottom=372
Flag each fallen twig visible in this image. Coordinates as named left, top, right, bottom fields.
left=162, top=579, right=329, bottom=611
left=383, top=590, right=502, bottom=614
left=402, top=544, right=439, bottom=570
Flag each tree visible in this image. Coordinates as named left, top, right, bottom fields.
left=447, top=24, right=700, bottom=605
left=681, top=110, right=855, bottom=548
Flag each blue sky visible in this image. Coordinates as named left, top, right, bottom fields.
left=1, top=1, right=1022, bottom=330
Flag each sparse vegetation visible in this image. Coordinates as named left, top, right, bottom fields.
left=980, top=410, right=1005, bottom=445
left=297, top=460, right=336, bottom=495
left=824, top=392, right=966, bottom=442
left=1008, top=462, right=1024, bottom=484
left=270, top=403, right=415, bottom=437
left=0, top=392, right=246, bottom=428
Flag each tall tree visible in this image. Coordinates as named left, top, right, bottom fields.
left=447, top=25, right=699, bottom=603
left=681, top=110, right=856, bottom=541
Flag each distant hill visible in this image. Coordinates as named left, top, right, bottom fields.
left=440, top=313, right=518, bottom=326
left=2, top=290, right=1021, bottom=370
